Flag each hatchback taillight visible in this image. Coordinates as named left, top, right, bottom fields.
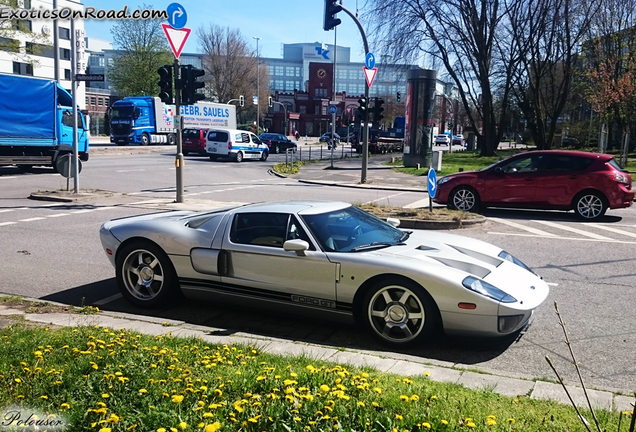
left=608, top=171, right=631, bottom=186
left=228, top=141, right=232, bottom=150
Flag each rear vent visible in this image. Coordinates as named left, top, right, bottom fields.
left=416, top=245, right=438, bottom=252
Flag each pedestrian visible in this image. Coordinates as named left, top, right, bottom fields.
left=295, top=131, right=300, bottom=141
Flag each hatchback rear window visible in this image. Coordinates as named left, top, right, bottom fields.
left=207, top=131, right=229, bottom=142
left=183, top=129, right=200, bottom=138
left=607, top=158, right=627, bottom=172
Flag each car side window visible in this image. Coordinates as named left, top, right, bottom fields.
left=230, top=212, right=289, bottom=248
left=251, top=134, right=262, bottom=144
left=501, top=155, right=543, bottom=173
left=286, top=215, right=314, bottom=250
left=240, top=133, right=250, bottom=143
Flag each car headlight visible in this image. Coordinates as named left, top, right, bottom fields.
left=438, top=176, right=452, bottom=185
left=498, top=250, right=533, bottom=273
left=462, top=276, right=517, bottom=303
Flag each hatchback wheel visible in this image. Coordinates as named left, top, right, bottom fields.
left=574, top=192, right=607, bottom=220
left=235, top=151, right=244, bottom=163
left=361, top=280, right=438, bottom=347
left=115, top=241, right=179, bottom=308
left=449, top=187, right=479, bottom=212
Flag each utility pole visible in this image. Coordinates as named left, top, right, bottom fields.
left=253, top=36, right=261, bottom=134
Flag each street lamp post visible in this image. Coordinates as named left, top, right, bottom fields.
left=253, top=36, right=261, bottom=134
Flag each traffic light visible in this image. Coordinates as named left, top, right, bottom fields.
left=397, top=91, right=401, bottom=102
left=357, top=97, right=368, bottom=120
left=239, top=95, right=244, bottom=107
left=180, top=64, right=205, bottom=105
left=323, top=0, right=342, bottom=31
left=374, top=98, right=385, bottom=123
left=268, top=96, right=273, bottom=107
left=157, top=65, right=173, bottom=104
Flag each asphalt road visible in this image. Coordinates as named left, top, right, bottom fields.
left=0, top=148, right=635, bottom=394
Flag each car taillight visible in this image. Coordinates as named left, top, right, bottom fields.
left=608, top=171, right=631, bottom=185
left=228, top=141, right=232, bottom=150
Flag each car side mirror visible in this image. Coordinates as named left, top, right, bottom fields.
left=283, top=239, right=309, bottom=256
left=386, top=217, right=400, bottom=227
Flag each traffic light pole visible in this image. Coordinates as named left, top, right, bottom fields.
left=333, top=4, right=370, bottom=183
left=174, top=58, right=184, bottom=203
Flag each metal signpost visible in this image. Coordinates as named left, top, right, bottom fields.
left=162, top=2, right=190, bottom=203
left=328, top=103, right=337, bottom=167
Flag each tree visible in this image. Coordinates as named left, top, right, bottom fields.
left=365, top=0, right=515, bottom=156
left=107, top=4, right=172, bottom=96
left=197, top=25, right=270, bottom=126
left=504, top=0, right=598, bottom=150
left=0, top=0, right=54, bottom=65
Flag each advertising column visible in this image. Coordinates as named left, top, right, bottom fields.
left=403, top=69, right=436, bottom=168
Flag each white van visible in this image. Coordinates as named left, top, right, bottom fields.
left=206, top=129, right=269, bottom=162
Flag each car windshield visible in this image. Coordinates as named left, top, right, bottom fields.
left=300, top=206, right=407, bottom=252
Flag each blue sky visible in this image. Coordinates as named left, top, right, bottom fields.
left=82, top=0, right=370, bottom=61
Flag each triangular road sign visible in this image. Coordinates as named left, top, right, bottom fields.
left=162, top=23, right=191, bottom=59
left=363, top=67, right=377, bottom=88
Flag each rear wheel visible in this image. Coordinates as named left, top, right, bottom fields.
left=574, top=191, right=607, bottom=220
left=449, top=186, right=480, bottom=212
left=115, top=241, right=180, bottom=308
left=235, top=151, right=244, bottom=163
left=274, top=144, right=280, bottom=154
left=209, top=155, right=218, bottom=161
left=360, top=279, right=438, bottom=347
left=167, top=133, right=176, bottom=145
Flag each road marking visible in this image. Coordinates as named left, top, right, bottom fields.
left=587, top=224, right=636, bottom=238
left=404, top=198, right=431, bottom=208
left=487, top=231, right=636, bottom=244
left=93, top=293, right=123, bottom=306
left=0, top=176, right=20, bottom=180
left=363, top=192, right=409, bottom=205
left=19, top=217, right=46, bottom=222
left=38, top=203, right=67, bottom=207
left=0, top=222, right=17, bottom=226
left=532, top=220, right=612, bottom=240
left=116, top=169, right=146, bottom=173
left=71, top=209, right=95, bottom=214
left=0, top=209, right=14, bottom=214
left=96, top=206, right=117, bottom=211
left=547, top=282, right=559, bottom=286
left=490, top=218, right=558, bottom=236
left=47, top=213, right=70, bottom=218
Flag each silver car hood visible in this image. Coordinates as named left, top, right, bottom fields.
left=359, top=230, right=548, bottom=307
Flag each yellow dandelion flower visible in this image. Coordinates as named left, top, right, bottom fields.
left=60, top=403, right=70, bottom=410
left=179, top=422, right=187, bottom=430
left=400, top=395, right=409, bottom=402
left=139, top=389, right=147, bottom=394
left=214, top=389, right=222, bottom=397
left=467, top=421, right=476, bottom=428
left=204, top=422, right=221, bottom=432
left=102, top=393, right=110, bottom=398
left=41, top=395, right=48, bottom=400
left=395, top=414, right=403, bottom=421
left=507, top=418, right=515, bottom=423
left=157, top=429, right=166, bottom=432
left=372, top=402, right=379, bottom=407
left=320, top=384, right=330, bottom=392
left=486, top=419, right=496, bottom=426
left=171, top=395, right=184, bottom=404
left=424, top=371, right=430, bottom=376
left=373, top=387, right=382, bottom=394
left=99, top=429, right=112, bottom=432
left=441, top=420, right=449, bottom=425
left=422, top=422, right=431, bottom=429
left=14, top=378, right=21, bottom=383
left=357, top=401, right=365, bottom=407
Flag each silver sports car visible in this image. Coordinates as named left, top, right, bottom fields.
left=99, top=201, right=549, bottom=347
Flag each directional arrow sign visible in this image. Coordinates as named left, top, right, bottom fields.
left=363, top=67, right=377, bottom=88
left=162, top=23, right=191, bottom=59
left=167, top=2, right=187, bottom=29
left=427, top=169, right=437, bottom=199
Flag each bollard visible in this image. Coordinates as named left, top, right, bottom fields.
left=416, top=163, right=420, bottom=170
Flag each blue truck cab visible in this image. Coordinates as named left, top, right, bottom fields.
left=0, top=73, right=89, bottom=170
left=110, top=96, right=176, bottom=146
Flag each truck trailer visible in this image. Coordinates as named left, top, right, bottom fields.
left=0, top=73, right=89, bottom=170
left=109, top=97, right=237, bottom=146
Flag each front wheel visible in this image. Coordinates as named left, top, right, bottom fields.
left=574, top=192, right=607, bottom=220
left=449, top=186, right=480, bottom=212
left=140, top=133, right=150, bottom=146
left=274, top=145, right=280, bottom=154
left=115, top=241, right=180, bottom=308
left=260, top=151, right=268, bottom=161
left=360, top=280, right=438, bottom=347
left=235, top=151, right=244, bottom=163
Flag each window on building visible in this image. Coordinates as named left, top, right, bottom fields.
left=90, top=97, right=96, bottom=106
left=98, top=98, right=103, bottom=106
left=274, top=80, right=284, bottom=89
left=295, top=67, right=300, bottom=77
left=314, top=106, right=319, bottom=114
left=322, top=106, right=327, bottom=115
left=299, top=105, right=306, bottom=114
left=338, top=69, right=347, bottom=80
left=64, top=69, right=71, bottom=80
left=285, top=81, right=295, bottom=91
left=295, top=81, right=300, bottom=90
left=285, top=67, right=295, bottom=77
left=59, top=27, right=70, bottom=40
left=0, top=37, right=19, bottom=53
left=267, top=66, right=274, bottom=76
left=348, top=70, right=358, bottom=80
left=60, top=48, right=71, bottom=60
left=275, top=66, right=284, bottom=76
left=89, top=56, right=105, bottom=67
left=336, top=83, right=346, bottom=93
left=26, top=42, right=54, bottom=58
left=105, top=99, right=109, bottom=107
left=11, top=20, right=32, bottom=31
left=13, top=61, right=33, bottom=76
left=85, top=96, right=89, bottom=106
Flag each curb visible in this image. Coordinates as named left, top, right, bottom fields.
left=29, top=190, right=121, bottom=203
left=399, top=216, right=487, bottom=230
left=297, top=178, right=426, bottom=193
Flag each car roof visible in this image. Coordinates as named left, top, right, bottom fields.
left=235, top=201, right=351, bottom=215
left=513, top=150, right=613, bottom=161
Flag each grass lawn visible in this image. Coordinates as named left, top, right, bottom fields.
left=0, top=316, right=631, bottom=432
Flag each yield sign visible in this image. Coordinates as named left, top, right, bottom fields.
left=363, top=67, right=377, bottom=88
left=162, top=23, right=191, bottom=59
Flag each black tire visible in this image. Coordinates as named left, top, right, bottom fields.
left=574, top=191, right=607, bottom=220
left=17, top=165, right=34, bottom=172
left=167, top=134, right=176, bottom=145
left=448, top=186, right=480, bottom=212
left=274, top=144, right=280, bottom=154
left=260, top=151, right=268, bottom=161
left=140, top=133, right=150, bottom=146
left=183, top=150, right=190, bottom=156
left=235, top=151, right=244, bottom=163
left=115, top=241, right=180, bottom=308
left=360, top=279, right=439, bottom=347
left=209, top=155, right=218, bottom=161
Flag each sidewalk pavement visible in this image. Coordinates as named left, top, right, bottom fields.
left=24, top=153, right=635, bottom=413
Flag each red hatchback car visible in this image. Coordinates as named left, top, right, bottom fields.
left=433, top=150, right=634, bottom=220
left=182, top=128, right=208, bottom=156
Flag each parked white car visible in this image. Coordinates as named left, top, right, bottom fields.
left=435, top=134, right=451, bottom=145
left=206, top=129, right=269, bottom=162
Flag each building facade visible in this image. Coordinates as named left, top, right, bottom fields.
left=0, top=0, right=86, bottom=109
